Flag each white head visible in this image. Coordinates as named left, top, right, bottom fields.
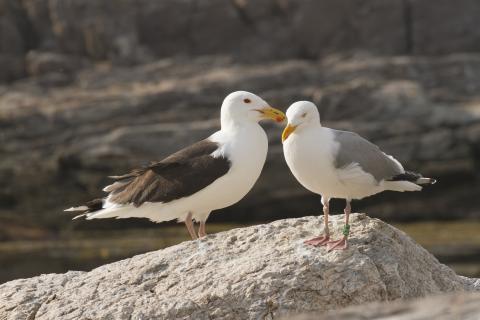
left=221, top=91, right=285, bottom=128
left=282, top=101, right=320, bottom=142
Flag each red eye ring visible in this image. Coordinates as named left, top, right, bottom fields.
left=244, top=98, right=251, bottom=103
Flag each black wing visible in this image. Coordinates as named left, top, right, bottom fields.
left=107, top=139, right=231, bottom=206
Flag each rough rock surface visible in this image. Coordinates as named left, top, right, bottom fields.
left=288, top=292, right=480, bottom=320
left=0, top=214, right=478, bottom=319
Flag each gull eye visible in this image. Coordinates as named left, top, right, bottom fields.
left=301, top=112, right=307, bottom=118
left=243, top=98, right=251, bottom=104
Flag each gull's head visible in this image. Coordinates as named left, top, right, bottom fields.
left=282, top=101, right=320, bottom=143
left=221, top=91, right=285, bottom=127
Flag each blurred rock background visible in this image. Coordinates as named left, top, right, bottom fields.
left=1, top=0, right=480, bottom=282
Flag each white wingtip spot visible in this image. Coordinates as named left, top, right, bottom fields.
left=102, top=185, right=113, bottom=192
left=64, top=206, right=88, bottom=212
left=416, top=177, right=437, bottom=185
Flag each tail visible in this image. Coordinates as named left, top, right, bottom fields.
left=383, top=171, right=436, bottom=192
left=64, top=198, right=104, bottom=220
left=388, top=171, right=437, bottom=185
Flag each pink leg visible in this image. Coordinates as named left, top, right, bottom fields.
left=327, top=200, right=351, bottom=251
left=184, top=212, right=198, bottom=240
left=305, top=197, right=330, bottom=246
left=198, top=221, right=207, bottom=238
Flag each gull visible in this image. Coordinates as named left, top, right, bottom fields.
left=65, top=91, right=285, bottom=239
left=282, top=101, right=436, bottom=251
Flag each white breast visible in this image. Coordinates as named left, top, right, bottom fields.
left=208, top=123, right=268, bottom=208
left=283, top=126, right=351, bottom=199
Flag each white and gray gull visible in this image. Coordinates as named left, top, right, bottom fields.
left=65, top=91, right=285, bottom=239
left=282, top=101, right=436, bottom=251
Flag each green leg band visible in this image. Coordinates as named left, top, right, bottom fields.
left=342, top=224, right=350, bottom=237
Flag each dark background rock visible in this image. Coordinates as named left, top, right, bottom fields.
left=1, top=54, right=480, bottom=231
left=2, top=0, right=480, bottom=83
left=292, top=0, right=407, bottom=58
left=411, top=0, right=480, bottom=55
left=1, top=1, right=480, bottom=232
left=25, top=51, right=88, bottom=85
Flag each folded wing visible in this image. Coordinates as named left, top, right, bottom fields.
left=333, top=130, right=404, bottom=183
left=106, top=139, right=231, bottom=207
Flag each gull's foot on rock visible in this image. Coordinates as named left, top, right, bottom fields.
left=326, top=237, right=348, bottom=251
left=304, top=235, right=330, bottom=246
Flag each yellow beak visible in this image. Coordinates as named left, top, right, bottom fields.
left=257, top=106, right=286, bottom=123
left=282, top=124, right=297, bottom=143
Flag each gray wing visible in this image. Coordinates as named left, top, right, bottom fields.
left=332, top=130, right=403, bottom=182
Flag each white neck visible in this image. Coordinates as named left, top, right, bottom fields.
left=220, top=112, right=255, bottom=131
left=298, top=122, right=322, bottom=135
left=220, top=113, right=236, bottom=130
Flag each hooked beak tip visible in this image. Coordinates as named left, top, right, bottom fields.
left=258, top=106, right=286, bottom=123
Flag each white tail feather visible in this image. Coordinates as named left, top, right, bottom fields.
left=383, top=181, right=422, bottom=192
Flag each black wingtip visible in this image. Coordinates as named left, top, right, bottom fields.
left=389, top=171, right=437, bottom=185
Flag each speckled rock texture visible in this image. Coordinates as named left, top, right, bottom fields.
left=288, top=292, right=480, bottom=320
left=1, top=214, right=478, bottom=319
